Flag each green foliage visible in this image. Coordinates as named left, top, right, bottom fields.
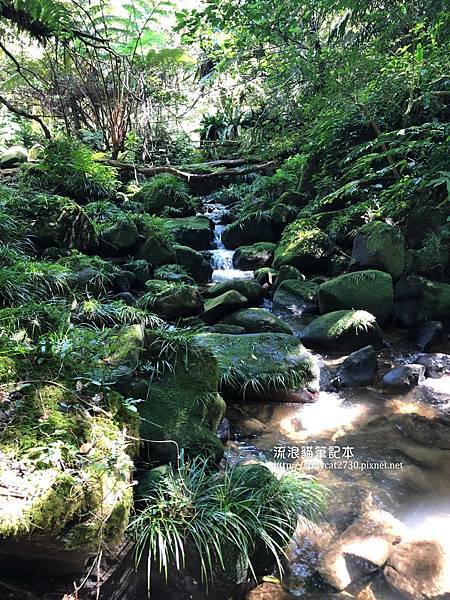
left=130, top=459, right=327, bottom=591
left=134, top=174, right=199, bottom=217
left=26, top=138, right=119, bottom=201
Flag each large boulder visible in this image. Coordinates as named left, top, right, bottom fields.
left=202, top=280, right=264, bottom=305
left=221, top=215, right=277, bottom=249
left=254, top=267, right=278, bottom=286
left=394, top=275, right=450, bottom=327
left=273, top=265, right=304, bottom=291
left=195, top=332, right=319, bottom=401
left=101, top=218, right=139, bottom=251
left=273, top=221, right=334, bottom=273
left=220, top=308, right=292, bottom=334
left=300, top=310, right=383, bottom=353
left=318, top=270, right=394, bottom=324
left=138, top=280, right=203, bottom=321
left=166, top=216, right=213, bottom=250
left=0, top=145, right=27, bottom=168
left=273, top=280, right=318, bottom=313
left=201, top=290, right=248, bottom=324
left=233, top=242, right=276, bottom=270
left=174, top=244, right=213, bottom=283
left=138, top=343, right=225, bottom=462
left=385, top=536, right=450, bottom=599
left=351, top=221, right=406, bottom=279
left=318, top=510, right=406, bottom=591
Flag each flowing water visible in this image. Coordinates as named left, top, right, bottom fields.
left=203, top=199, right=450, bottom=599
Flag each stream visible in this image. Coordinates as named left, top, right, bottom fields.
left=204, top=199, right=450, bottom=599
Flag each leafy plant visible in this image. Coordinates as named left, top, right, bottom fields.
left=134, top=174, right=199, bottom=217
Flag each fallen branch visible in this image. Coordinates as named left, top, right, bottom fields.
left=101, top=159, right=277, bottom=181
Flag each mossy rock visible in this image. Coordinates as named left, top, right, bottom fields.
left=273, top=220, right=333, bottom=272
left=222, top=216, right=277, bottom=249
left=138, top=346, right=225, bottom=462
left=105, top=323, right=145, bottom=382
left=136, top=231, right=176, bottom=267
left=138, top=280, right=204, bottom=321
left=318, top=270, right=394, bottom=324
left=154, top=264, right=195, bottom=284
left=134, top=174, right=199, bottom=217
left=273, top=265, right=305, bottom=291
left=195, top=332, right=319, bottom=400
left=270, top=202, right=299, bottom=228
left=0, top=384, right=135, bottom=551
left=166, top=216, right=213, bottom=250
left=174, top=244, right=213, bottom=283
left=202, top=280, right=264, bottom=305
left=233, top=242, right=276, bottom=270
left=220, top=308, right=293, bottom=334
left=351, top=221, right=406, bottom=279
left=300, top=310, right=383, bottom=353
left=101, top=217, right=139, bottom=251
left=254, top=267, right=278, bottom=286
left=201, top=290, right=248, bottom=324
left=394, top=275, right=450, bottom=327
left=0, top=145, right=28, bottom=168
left=273, top=279, right=318, bottom=313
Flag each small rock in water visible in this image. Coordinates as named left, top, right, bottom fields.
left=338, top=345, right=378, bottom=388
left=382, top=364, right=425, bottom=390
left=414, top=320, right=447, bottom=352
left=410, top=353, right=450, bottom=378
left=217, top=417, right=230, bottom=443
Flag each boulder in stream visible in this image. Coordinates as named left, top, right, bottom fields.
left=318, top=270, right=394, bottom=325
left=233, top=242, right=276, bottom=270
left=394, top=275, right=450, bottom=327
left=174, top=244, right=213, bottom=283
left=409, top=353, right=450, bottom=378
left=382, top=364, right=426, bottom=390
left=337, top=345, right=378, bottom=387
left=273, top=221, right=334, bottom=273
left=221, top=215, right=277, bottom=248
left=195, top=332, right=319, bottom=401
left=202, top=279, right=264, bottom=305
left=273, top=279, right=318, bottom=313
left=220, top=307, right=293, bottom=334
left=201, top=290, right=248, bottom=324
left=351, top=221, right=406, bottom=279
left=138, top=280, right=204, bottom=320
left=166, top=216, right=213, bottom=250
left=301, top=310, right=383, bottom=353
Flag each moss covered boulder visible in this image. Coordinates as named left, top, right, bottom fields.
left=254, top=267, right=278, bottom=286
left=174, top=244, right=213, bottom=283
left=273, top=220, right=333, bottom=272
left=203, top=280, right=264, bottom=305
left=394, top=275, right=450, bottom=327
left=0, top=383, right=137, bottom=553
left=101, top=217, right=139, bottom=251
left=0, top=145, right=28, bottom=168
left=195, top=332, right=319, bottom=400
left=138, top=280, right=204, bottom=321
left=351, top=221, right=406, bottom=279
left=220, top=308, right=293, bottom=334
left=318, top=270, right=394, bottom=324
left=166, top=216, right=213, bottom=250
left=273, top=280, right=318, bottom=313
left=300, top=310, right=383, bottom=353
left=233, top=242, right=276, bottom=270
left=222, top=215, right=277, bottom=249
left=273, top=265, right=305, bottom=291
left=201, top=290, right=248, bottom=324
left=138, top=345, right=225, bottom=462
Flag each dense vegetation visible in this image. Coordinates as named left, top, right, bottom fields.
left=0, top=0, right=448, bottom=598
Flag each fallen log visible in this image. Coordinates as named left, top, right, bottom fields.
left=101, top=159, right=278, bottom=181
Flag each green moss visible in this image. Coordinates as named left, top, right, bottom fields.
left=195, top=332, right=318, bottom=399
left=138, top=346, right=225, bottom=462
left=352, top=221, right=406, bottom=279
left=221, top=307, right=293, bottom=334
left=273, top=219, right=333, bottom=271
left=233, top=242, right=276, bottom=270
left=318, top=270, right=394, bottom=324
left=273, top=279, right=318, bottom=312
left=166, top=216, right=213, bottom=251
left=203, top=280, right=263, bottom=304
left=300, top=309, right=383, bottom=352
left=254, top=267, right=278, bottom=285
left=0, top=355, right=19, bottom=383
left=138, top=280, right=203, bottom=320
left=134, top=174, right=199, bottom=217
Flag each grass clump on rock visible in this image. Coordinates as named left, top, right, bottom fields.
left=134, top=174, right=200, bottom=217
left=273, top=219, right=333, bottom=272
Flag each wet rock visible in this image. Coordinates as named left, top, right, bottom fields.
left=138, top=281, right=204, bottom=321
left=318, top=270, right=394, bottom=325
left=409, top=353, right=450, bottom=378
left=174, top=244, right=213, bottom=283
left=209, top=324, right=246, bottom=334
left=351, top=221, right=405, bottom=279
left=300, top=310, right=383, bottom=353
left=414, top=321, right=447, bottom=352
left=246, top=581, right=293, bottom=600
left=338, top=346, right=378, bottom=387
left=384, top=538, right=450, bottom=600
left=254, top=267, right=278, bottom=286
left=217, top=417, right=231, bottom=443
left=273, top=265, right=305, bottom=291
left=239, top=417, right=267, bottom=436
left=101, top=219, right=139, bottom=250
left=382, top=364, right=425, bottom=390
left=221, top=308, right=293, bottom=334
left=166, top=216, right=213, bottom=250
left=317, top=510, right=406, bottom=591
left=137, top=232, right=176, bottom=267
left=273, top=280, right=318, bottom=314
left=410, top=376, right=450, bottom=405
left=201, top=290, right=248, bottom=324
left=395, top=414, right=450, bottom=449
left=394, top=275, right=450, bottom=327
left=222, top=216, right=277, bottom=249
left=233, top=242, right=276, bottom=270
left=203, top=280, right=264, bottom=305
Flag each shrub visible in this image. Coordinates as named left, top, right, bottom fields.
left=26, top=138, right=119, bottom=201
left=134, top=174, right=199, bottom=217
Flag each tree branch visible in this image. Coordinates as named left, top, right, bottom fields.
left=0, top=95, right=51, bottom=139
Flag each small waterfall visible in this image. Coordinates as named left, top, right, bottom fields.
left=204, top=201, right=253, bottom=282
